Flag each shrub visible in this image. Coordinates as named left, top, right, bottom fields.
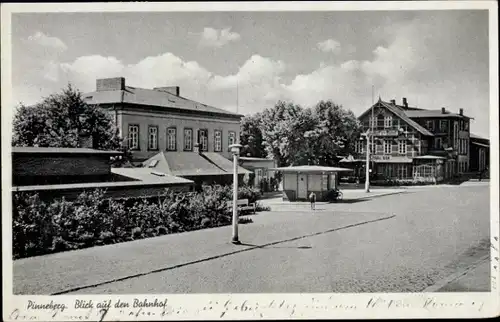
left=255, top=202, right=271, bottom=212
left=131, top=227, right=143, bottom=239
left=12, top=183, right=264, bottom=259
left=156, top=226, right=168, bottom=235
left=99, top=231, right=115, bottom=245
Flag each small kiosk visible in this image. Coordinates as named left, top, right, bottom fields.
left=270, top=165, right=353, bottom=201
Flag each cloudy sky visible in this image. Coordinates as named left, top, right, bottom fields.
left=10, top=9, right=490, bottom=137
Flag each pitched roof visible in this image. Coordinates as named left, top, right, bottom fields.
left=111, top=168, right=194, bottom=184
left=363, top=100, right=434, bottom=137
left=142, top=152, right=252, bottom=177
left=83, top=86, right=243, bottom=119
left=12, top=147, right=122, bottom=155
left=239, top=157, right=275, bottom=162
left=404, top=109, right=470, bottom=119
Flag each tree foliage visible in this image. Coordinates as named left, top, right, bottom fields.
left=240, top=112, right=266, bottom=158
left=240, top=100, right=362, bottom=167
left=12, top=84, right=130, bottom=162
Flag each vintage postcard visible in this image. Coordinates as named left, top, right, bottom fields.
left=2, top=1, right=499, bottom=320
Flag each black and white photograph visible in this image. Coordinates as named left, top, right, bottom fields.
left=2, top=1, right=499, bottom=320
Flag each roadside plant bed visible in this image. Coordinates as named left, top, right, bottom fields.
left=372, top=179, right=437, bottom=186
left=12, top=185, right=263, bottom=259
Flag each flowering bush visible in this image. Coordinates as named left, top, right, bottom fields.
left=12, top=185, right=265, bottom=259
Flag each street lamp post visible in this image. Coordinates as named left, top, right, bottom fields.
left=363, top=132, right=371, bottom=193
left=229, top=143, right=243, bottom=244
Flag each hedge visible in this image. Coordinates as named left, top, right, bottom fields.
left=12, top=185, right=263, bottom=259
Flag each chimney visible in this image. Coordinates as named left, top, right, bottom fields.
left=402, top=97, right=408, bottom=108
left=390, top=99, right=396, bottom=105
left=459, top=108, right=463, bottom=116
left=153, top=86, right=180, bottom=96
left=193, top=142, right=200, bottom=154
left=96, top=77, right=125, bottom=91
left=441, top=107, right=446, bottom=114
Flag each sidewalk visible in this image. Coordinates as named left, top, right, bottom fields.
left=13, top=209, right=393, bottom=295
left=437, top=258, right=491, bottom=292
left=260, top=188, right=406, bottom=209
left=425, top=256, right=491, bottom=292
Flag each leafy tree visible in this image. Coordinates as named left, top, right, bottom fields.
left=257, top=100, right=361, bottom=167
left=240, top=112, right=266, bottom=158
left=12, top=84, right=131, bottom=164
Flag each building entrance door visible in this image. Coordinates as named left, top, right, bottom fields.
left=297, top=174, right=308, bottom=199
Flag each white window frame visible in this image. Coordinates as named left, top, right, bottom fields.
left=183, top=128, right=193, bottom=151
left=384, top=116, right=393, bottom=128
left=356, top=141, right=364, bottom=153
left=383, top=140, right=392, bottom=154
left=148, top=126, right=158, bottom=150
left=435, top=137, right=442, bottom=149
left=167, top=127, right=177, bottom=151
left=397, top=164, right=408, bottom=179
left=398, top=140, right=407, bottom=154
left=199, top=129, right=208, bottom=151
left=439, top=120, right=447, bottom=132
left=426, top=120, right=434, bottom=131
left=214, top=130, right=222, bottom=152
left=228, top=131, right=236, bottom=147
left=128, top=124, right=139, bottom=150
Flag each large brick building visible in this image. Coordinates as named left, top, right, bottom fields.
left=83, top=77, right=243, bottom=161
left=342, top=97, right=471, bottom=183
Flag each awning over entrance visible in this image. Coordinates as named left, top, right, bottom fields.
left=471, top=141, right=489, bottom=148
left=413, top=155, right=447, bottom=160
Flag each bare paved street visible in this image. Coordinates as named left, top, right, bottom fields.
left=14, top=184, right=490, bottom=294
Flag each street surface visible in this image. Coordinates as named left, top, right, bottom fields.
left=14, top=184, right=490, bottom=294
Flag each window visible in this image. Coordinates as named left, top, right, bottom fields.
left=377, top=114, right=385, bottom=129
left=369, top=142, right=375, bottom=154
left=355, top=141, right=364, bottom=153
left=397, top=164, right=408, bottom=179
left=384, top=116, right=393, bottom=128
left=128, top=124, right=139, bottom=150
left=148, top=126, right=158, bottom=150
left=398, top=140, right=407, bottom=154
left=214, top=130, right=222, bottom=152
left=167, top=127, right=177, bottom=151
left=184, top=128, right=193, bottom=151
left=426, top=120, right=434, bottom=131
left=439, top=120, right=448, bottom=132
left=199, top=129, right=208, bottom=151
left=435, top=138, right=442, bottom=149
left=464, top=121, right=469, bottom=131
left=228, top=131, right=236, bottom=147
left=383, top=140, right=392, bottom=154
left=384, top=164, right=394, bottom=178
left=368, top=116, right=376, bottom=128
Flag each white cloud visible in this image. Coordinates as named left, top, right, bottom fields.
left=198, top=27, right=241, bottom=48
left=26, top=31, right=67, bottom=52
left=12, top=17, right=489, bottom=137
left=317, top=39, right=341, bottom=54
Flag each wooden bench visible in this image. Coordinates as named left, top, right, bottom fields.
left=226, top=199, right=256, bottom=214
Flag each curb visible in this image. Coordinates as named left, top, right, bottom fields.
left=262, top=191, right=407, bottom=205
left=347, top=190, right=407, bottom=201
left=422, top=255, right=490, bottom=292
